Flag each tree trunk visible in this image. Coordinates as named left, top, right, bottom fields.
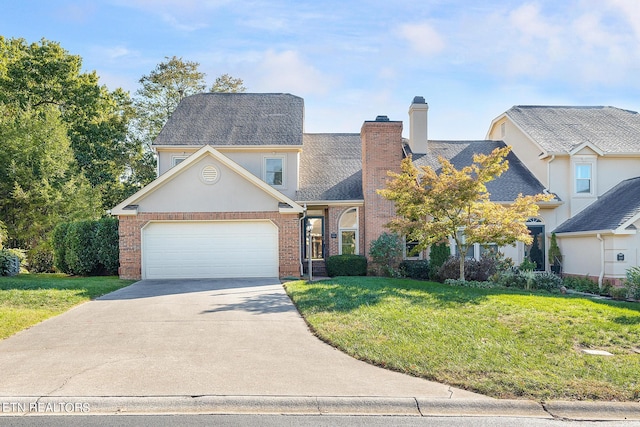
left=459, top=255, right=465, bottom=281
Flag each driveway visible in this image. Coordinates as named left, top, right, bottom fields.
left=0, top=278, right=487, bottom=399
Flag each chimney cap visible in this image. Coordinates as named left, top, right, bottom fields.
left=375, top=115, right=390, bottom=122
left=412, top=96, right=426, bottom=104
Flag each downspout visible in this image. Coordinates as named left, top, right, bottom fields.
left=596, top=233, right=604, bottom=290
left=299, top=204, right=307, bottom=277
left=546, top=155, right=555, bottom=191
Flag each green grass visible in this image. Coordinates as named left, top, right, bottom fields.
left=285, top=276, right=640, bottom=402
left=0, top=274, right=135, bottom=340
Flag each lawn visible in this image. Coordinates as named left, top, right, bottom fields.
left=0, top=274, right=135, bottom=340
left=284, top=276, right=640, bottom=402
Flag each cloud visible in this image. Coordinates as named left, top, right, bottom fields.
left=398, top=22, right=445, bottom=56
left=249, top=50, right=333, bottom=95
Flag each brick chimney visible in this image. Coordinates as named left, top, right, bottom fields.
left=408, top=96, right=428, bottom=154
left=361, top=115, right=403, bottom=258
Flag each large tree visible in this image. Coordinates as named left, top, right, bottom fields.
left=0, top=37, right=139, bottom=210
left=379, top=146, right=552, bottom=280
left=0, top=105, right=100, bottom=248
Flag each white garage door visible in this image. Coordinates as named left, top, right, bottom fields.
left=142, top=221, right=279, bottom=279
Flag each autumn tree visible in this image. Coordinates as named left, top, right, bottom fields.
left=210, top=73, right=246, bottom=93
left=378, top=146, right=553, bottom=280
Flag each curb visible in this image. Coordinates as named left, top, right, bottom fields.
left=0, top=396, right=638, bottom=420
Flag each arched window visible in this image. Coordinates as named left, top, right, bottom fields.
left=339, top=208, right=359, bottom=255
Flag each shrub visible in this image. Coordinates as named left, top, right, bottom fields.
left=27, top=242, right=55, bottom=273
left=491, top=269, right=528, bottom=289
left=0, top=249, right=20, bottom=276
left=530, top=271, right=563, bottom=292
left=94, top=217, right=119, bottom=275
left=624, top=266, right=640, bottom=300
left=428, top=242, right=450, bottom=281
left=399, top=259, right=430, bottom=280
left=519, top=258, right=536, bottom=272
left=444, top=279, right=498, bottom=289
left=563, top=275, right=600, bottom=294
left=368, top=232, right=403, bottom=276
left=52, top=222, right=70, bottom=273
left=438, top=256, right=499, bottom=282
left=64, top=220, right=99, bottom=276
left=326, top=254, right=367, bottom=277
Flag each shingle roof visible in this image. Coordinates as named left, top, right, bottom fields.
left=505, top=106, right=640, bottom=154
left=297, top=133, right=363, bottom=201
left=153, top=93, right=304, bottom=146
left=410, top=140, right=548, bottom=201
left=554, top=177, right=640, bottom=233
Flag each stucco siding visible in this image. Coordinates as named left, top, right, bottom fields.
left=138, top=157, right=279, bottom=213
left=558, top=236, right=600, bottom=278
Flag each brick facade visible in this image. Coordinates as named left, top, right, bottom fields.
left=118, top=212, right=300, bottom=280
left=361, top=119, right=403, bottom=259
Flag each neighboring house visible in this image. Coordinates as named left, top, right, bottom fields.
left=487, top=106, right=640, bottom=284
left=113, top=93, right=639, bottom=283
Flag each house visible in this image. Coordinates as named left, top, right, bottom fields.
left=112, top=93, right=546, bottom=280
left=112, top=93, right=639, bottom=283
left=487, top=106, right=640, bottom=284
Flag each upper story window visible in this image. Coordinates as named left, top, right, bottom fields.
left=575, top=163, right=592, bottom=194
left=264, top=156, right=285, bottom=187
left=172, top=155, right=188, bottom=167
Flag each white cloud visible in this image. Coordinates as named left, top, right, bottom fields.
left=607, top=0, right=640, bottom=39
left=398, top=22, right=445, bottom=56
left=249, top=50, right=333, bottom=95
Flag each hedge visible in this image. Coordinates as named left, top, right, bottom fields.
left=52, top=218, right=119, bottom=276
left=326, top=254, right=367, bottom=277
left=0, top=249, right=21, bottom=276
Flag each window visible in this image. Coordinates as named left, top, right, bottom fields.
left=172, top=156, right=188, bottom=167
left=404, top=238, right=421, bottom=259
left=575, top=163, right=592, bottom=194
left=339, top=208, right=359, bottom=255
left=264, top=157, right=284, bottom=187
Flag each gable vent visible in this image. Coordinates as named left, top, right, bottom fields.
left=201, top=165, right=220, bottom=184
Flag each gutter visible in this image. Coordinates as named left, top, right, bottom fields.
left=596, top=233, right=604, bottom=290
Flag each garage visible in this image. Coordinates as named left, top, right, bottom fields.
left=142, top=221, right=279, bottom=279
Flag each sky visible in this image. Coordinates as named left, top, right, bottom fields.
left=2, top=0, right=640, bottom=140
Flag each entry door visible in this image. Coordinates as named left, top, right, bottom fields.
left=525, top=224, right=545, bottom=271
left=303, top=217, right=324, bottom=260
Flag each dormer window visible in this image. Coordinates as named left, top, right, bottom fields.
left=575, top=163, right=592, bottom=194
left=264, top=156, right=285, bottom=187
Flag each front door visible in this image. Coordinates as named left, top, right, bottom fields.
left=525, top=224, right=545, bottom=271
left=304, top=217, right=324, bottom=260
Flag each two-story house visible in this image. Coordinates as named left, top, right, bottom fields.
left=487, top=106, right=640, bottom=284
left=112, top=93, right=551, bottom=281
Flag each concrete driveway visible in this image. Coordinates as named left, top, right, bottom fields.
left=0, top=278, right=487, bottom=399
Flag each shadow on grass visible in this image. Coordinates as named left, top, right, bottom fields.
left=0, top=274, right=133, bottom=300
left=289, top=276, right=640, bottom=314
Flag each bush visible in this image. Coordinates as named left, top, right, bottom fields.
left=64, top=220, right=99, bottom=276
left=428, top=242, right=450, bottom=281
left=519, top=258, right=536, bottom=272
left=563, top=275, right=600, bottom=294
left=52, top=222, right=70, bottom=273
left=326, top=254, right=367, bottom=277
left=94, top=217, right=119, bottom=275
left=444, top=279, right=499, bottom=289
left=438, top=257, right=499, bottom=282
left=0, top=249, right=20, bottom=276
left=624, top=266, right=640, bottom=300
left=27, top=242, right=55, bottom=273
left=610, top=286, right=629, bottom=300
left=399, top=259, right=430, bottom=280
left=530, top=272, right=563, bottom=292
left=368, top=232, right=403, bottom=277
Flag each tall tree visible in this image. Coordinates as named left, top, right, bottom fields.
left=379, top=146, right=552, bottom=280
left=0, top=105, right=100, bottom=248
left=210, top=73, right=246, bottom=93
left=0, top=37, right=138, bottom=210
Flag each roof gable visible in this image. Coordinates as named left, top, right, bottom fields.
left=554, top=176, right=640, bottom=234
left=154, top=93, right=304, bottom=147
left=112, top=145, right=303, bottom=215
left=504, top=106, right=640, bottom=155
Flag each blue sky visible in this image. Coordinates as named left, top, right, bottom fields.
left=2, top=0, right=640, bottom=139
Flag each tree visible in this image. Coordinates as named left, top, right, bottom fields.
left=0, top=105, right=100, bottom=248
left=210, top=73, right=246, bottom=93
left=368, top=232, right=403, bottom=276
left=0, top=37, right=139, bottom=210
left=379, top=146, right=553, bottom=280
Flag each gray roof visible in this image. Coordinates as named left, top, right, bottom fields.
left=297, top=133, right=363, bottom=201
left=554, top=177, right=640, bottom=233
left=153, top=93, right=304, bottom=146
left=506, top=106, right=640, bottom=154
left=410, top=140, right=548, bottom=201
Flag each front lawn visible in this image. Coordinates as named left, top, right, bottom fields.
left=285, top=277, right=640, bottom=401
left=0, top=274, right=134, bottom=340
